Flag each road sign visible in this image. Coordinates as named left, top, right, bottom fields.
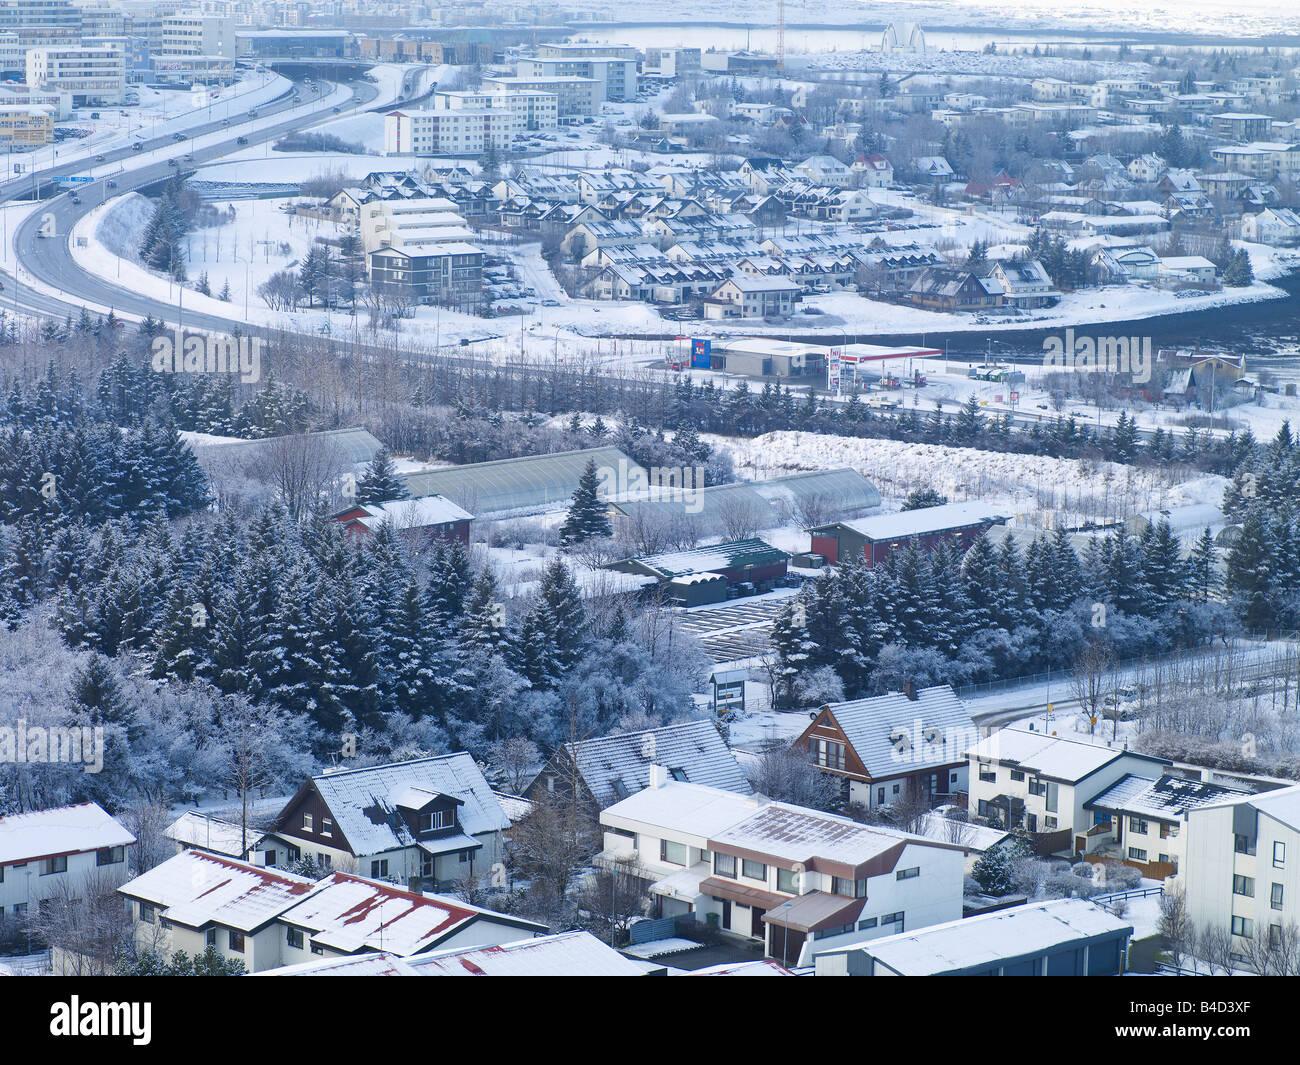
left=58, top=176, right=93, bottom=185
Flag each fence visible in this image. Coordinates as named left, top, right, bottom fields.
left=1092, top=885, right=1164, bottom=908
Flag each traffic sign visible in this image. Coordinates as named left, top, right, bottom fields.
left=58, top=176, right=93, bottom=185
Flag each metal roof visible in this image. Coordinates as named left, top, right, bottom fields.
left=401, top=446, right=637, bottom=516
left=817, top=685, right=976, bottom=779
left=191, top=428, right=384, bottom=468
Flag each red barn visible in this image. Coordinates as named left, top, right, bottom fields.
left=333, top=496, right=472, bottom=545
left=809, top=502, right=1009, bottom=566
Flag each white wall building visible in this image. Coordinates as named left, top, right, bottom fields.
left=481, top=75, right=600, bottom=118
left=0, top=802, right=136, bottom=916
left=26, top=44, right=126, bottom=105
left=385, top=107, right=517, bottom=156
left=160, top=12, right=236, bottom=58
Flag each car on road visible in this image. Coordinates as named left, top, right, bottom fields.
left=541, top=299, right=561, bottom=307
left=333, top=106, right=341, bottom=113
left=183, top=154, right=193, bottom=161
left=106, top=179, right=117, bottom=188
left=236, top=136, right=248, bottom=145
left=167, top=159, right=179, bottom=167
left=172, top=132, right=185, bottom=141
left=70, top=195, right=81, bottom=204
left=131, top=142, right=143, bottom=151
left=95, top=154, right=105, bottom=161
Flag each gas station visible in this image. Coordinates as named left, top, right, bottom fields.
left=827, top=343, right=943, bottom=395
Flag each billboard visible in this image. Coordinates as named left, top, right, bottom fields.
left=690, top=338, right=711, bottom=369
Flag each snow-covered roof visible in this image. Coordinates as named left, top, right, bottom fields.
left=1086, top=773, right=1245, bottom=822
left=815, top=684, right=975, bottom=779
left=629, top=538, right=789, bottom=579
left=277, top=872, right=543, bottom=956
left=830, top=501, right=1010, bottom=542
left=118, top=851, right=316, bottom=933
left=710, top=802, right=936, bottom=873
left=165, top=811, right=253, bottom=858
left=912, top=812, right=1010, bottom=853
left=349, top=496, right=473, bottom=529
left=301, top=754, right=509, bottom=858
left=602, top=781, right=764, bottom=843
left=256, top=952, right=422, bottom=976
left=967, top=726, right=1168, bottom=783
left=682, top=959, right=796, bottom=975
left=560, top=720, right=754, bottom=809
left=407, top=930, right=647, bottom=975
left=842, top=899, right=1132, bottom=975
left=0, top=802, right=135, bottom=865
left=1196, top=783, right=1300, bottom=833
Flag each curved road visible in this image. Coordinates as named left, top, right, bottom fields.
left=2, top=70, right=386, bottom=335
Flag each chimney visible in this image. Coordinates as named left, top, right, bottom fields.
left=902, top=678, right=918, bottom=701
left=407, top=877, right=422, bottom=896
left=648, top=765, right=668, bottom=789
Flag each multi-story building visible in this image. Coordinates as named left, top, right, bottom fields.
left=0, top=1, right=81, bottom=47
left=481, top=75, right=600, bottom=118
left=385, top=107, right=516, bottom=156
left=599, top=773, right=965, bottom=967
left=1183, top=784, right=1300, bottom=966
left=26, top=44, right=126, bottom=106
left=161, top=12, right=237, bottom=58
left=369, top=243, right=484, bottom=311
left=517, top=56, right=637, bottom=102
left=644, top=47, right=701, bottom=78
left=0, top=83, right=72, bottom=120
left=431, top=89, right=557, bottom=133
left=0, top=105, right=54, bottom=145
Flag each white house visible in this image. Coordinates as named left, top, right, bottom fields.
left=966, top=727, right=1171, bottom=847
left=0, top=802, right=135, bottom=917
left=598, top=774, right=965, bottom=968
left=853, top=153, right=894, bottom=188
left=1182, top=784, right=1300, bottom=966
left=1127, top=153, right=1166, bottom=183
left=703, top=274, right=800, bottom=319
left=1242, top=206, right=1300, bottom=245
left=794, top=154, right=855, bottom=187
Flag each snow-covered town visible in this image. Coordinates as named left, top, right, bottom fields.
left=0, top=0, right=1297, bottom=1027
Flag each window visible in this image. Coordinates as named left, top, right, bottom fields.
left=458, top=849, right=475, bottom=863
left=139, top=903, right=155, bottom=924
left=892, top=784, right=900, bottom=796
left=877, top=788, right=885, bottom=804
left=1272, top=883, right=1284, bottom=911
left=660, top=839, right=688, bottom=866
left=1233, top=874, right=1255, bottom=898
left=1232, top=915, right=1253, bottom=938
left=418, top=809, right=454, bottom=832
left=1234, top=834, right=1256, bottom=856
left=811, top=739, right=846, bottom=771
left=310, top=941, right=324, bottom=955
left=205, top=928, right=216, bottom=948
left=880, top=911, right=904, bottom=927
left=321, top=818, right=333, bottom=838
left=1275, top=841, right=1286, bottom=869
left=777, top=868, right=799, bottom=893
left=371, top=859, right=389, bottom=878
left=832, top=876, right=868, bottom=898
left=1009, top=770, right=1025, bottom=782
left=302, top=813, right=313, bottom=832
left=742, top=859, right=767, bottom=881
left=1128, top=847, right=1148, bottom=862
left=320, top=853, right=331, bottom=870
left=714, top=853, right=736, bottom=878
left=896, top=867, right=920, bottom=881
left=1044, top=816, right=1058, bottom=829
left=228, top=929, right=245, bottom=953
left=12, top=903, right=25, bottom=916
left=287, top=927, right=304, bottom=949
left=97, top=846, right=124, bottom=866
left=40, top=855, right=68, bottom=876
left=1028, top=779, right=1047, bottom=797
left=857, top=917, right=877, bottom=931
left=1129, top=817, right=1149, bottom=834
left=668, top=767, right=689, bottom=782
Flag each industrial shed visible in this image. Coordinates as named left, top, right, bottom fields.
left=401, top=446, right=639, bottom=516
left=606, top=538, right=791, bottom=605
left=810, top=502, right=1009, bottom=566
left=190, top=427, right=385, bottom=470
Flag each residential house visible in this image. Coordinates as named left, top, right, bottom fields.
left=912, top=155, right=955, bottom=180
left=1127, top=153, right=1166, bottom=183
left=1241, top=206, right=1300, bottom=245
left=598, top=776, right=965, bottom=967
left=260, top=754, right=511, bottom=891
left=0, top=802, right=135, bottom=918
left=794, top=683, right=977, bottom=811
left=525, top=719, right=753, bottom=810
left=703, top=274, right=800, bottom=319
left=986, top=259, right=1060, bottom=309
left=794, top=154, right=855, bottom=187
left=853, top=153, right=894, bottom=188
left=165, top=811, right=257, bottom=860
left=965, top=727, right=1172, bottom=853
left=905, top=266, right=1004, bottom=311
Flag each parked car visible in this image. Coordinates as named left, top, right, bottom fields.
left=236, top=136, right=248, bottom=145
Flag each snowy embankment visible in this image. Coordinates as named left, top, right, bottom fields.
left=710, top=430, right=1226, bottom=526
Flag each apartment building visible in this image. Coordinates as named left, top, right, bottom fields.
left=369, top=244, right=485, bottom=311
left=536, top=42, right=640, bottom=61
left=644, top=47, right=701, bottom=78
left=26, top=45, right=127, bottom=106
left=0, top=1, right=81, bottom=47
left=481, top=75, right=600, bottom=118
left=0, top=802, right=136, bottom=916
left=432, top=89, right=558, bottom=133
left=1210, top=141, right=1300, bottom=179
left=598, top=773, right=964, bottom=968
left=385, top=107, right=516, bottom=156
left=0, top=83, right=72, bottom=120
left=161, top=12, right=236, bottom=57
left=358, top=197, right=473, bottom=253
left=516, top=56, right=637, bottom=102
left=1183, top=784, right=1300, bottom=965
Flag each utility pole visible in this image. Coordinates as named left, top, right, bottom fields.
left=777, top=0, right=785, bottom=72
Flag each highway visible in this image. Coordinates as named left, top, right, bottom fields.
left=0, top=68, right=389, bottom=334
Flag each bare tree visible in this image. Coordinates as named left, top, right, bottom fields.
left=257, top=433, right=347, bottom=521
left=790, top=490, right=838, bottom=531
left=1158, top=889, right=1193, bottom=971
left=29, top=869, right=134, bottom=976
left=748, top=742, right=842, bottom=811
left=1197, top=922, right=1237, bottom=976
left=488, top=736, right=541, bottom=794
left=120, top=798, right=176, bottom=875
left=575, top=856, right=653, bottom=946
left=1241, top=920, right=1300, bottom=976
left=1072, top=636, right=1117, bottom=737
left=715, top=493, right=767, bottom=541
left=509, top=789, right=600, bottom=903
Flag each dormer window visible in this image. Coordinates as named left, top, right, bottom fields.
left=418, top=809, right=453, bottom=833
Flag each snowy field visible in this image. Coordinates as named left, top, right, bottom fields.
left=710, top=429, right=1226, bottom=527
